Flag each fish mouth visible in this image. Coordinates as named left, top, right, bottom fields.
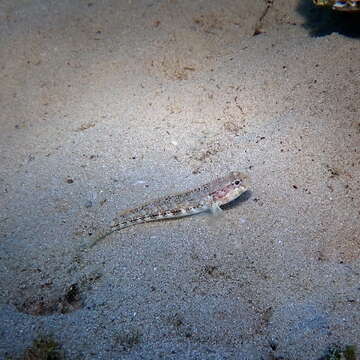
left=220, top=188, right=251, bottom=210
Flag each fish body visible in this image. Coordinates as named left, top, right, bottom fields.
left=89, top=171, right=250, bottom=247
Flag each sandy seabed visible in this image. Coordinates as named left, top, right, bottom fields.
left=0, top=0, right=359, bottom=359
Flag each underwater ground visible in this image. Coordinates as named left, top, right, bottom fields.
left=0, top=0, right=359, bottom=358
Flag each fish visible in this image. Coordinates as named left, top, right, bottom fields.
left=88, top=171, right=250, bottom=248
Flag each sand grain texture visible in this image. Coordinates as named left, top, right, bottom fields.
left=0, top=0, right=359, bottom=359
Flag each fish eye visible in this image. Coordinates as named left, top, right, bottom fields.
left=234, top=180, right=240, bottom=185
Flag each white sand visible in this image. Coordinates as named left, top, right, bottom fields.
left=0, top=0, right=359, bottom=359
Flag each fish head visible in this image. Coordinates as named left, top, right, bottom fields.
left=211, top=171, right=251, bottom=205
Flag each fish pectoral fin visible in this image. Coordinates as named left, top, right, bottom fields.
left=205, top=203, right=224, bottom=227
left=210, top=202, right=223, bottom=216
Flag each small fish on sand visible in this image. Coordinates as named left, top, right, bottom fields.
left=88, top=171, right=250, bottom=248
